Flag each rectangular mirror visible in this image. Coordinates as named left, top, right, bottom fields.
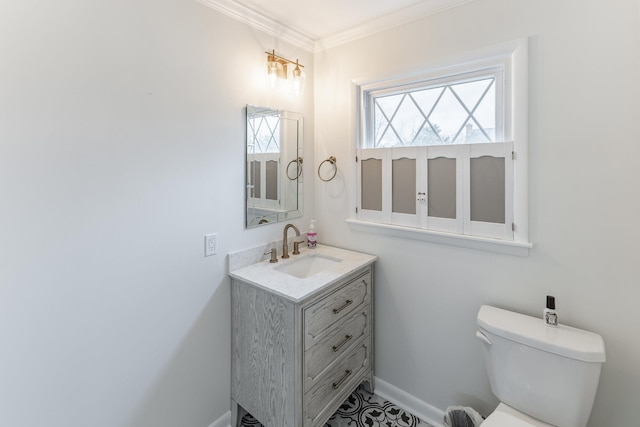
left=246, top=105, right=303, bottom=228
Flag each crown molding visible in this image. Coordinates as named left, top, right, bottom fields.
left=194, top=0, right=315, bottom=52
left=195, top=0, right=477, bottom=53
left=314, top=0, right=477, bottom=51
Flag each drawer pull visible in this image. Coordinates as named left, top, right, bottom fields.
left=332, top=299, right=353, bottom=314
left=332, top=370, right=352, bottom=390
left=332, top=334, right=353, bottom=352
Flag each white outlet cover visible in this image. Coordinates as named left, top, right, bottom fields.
left=205, top=233, right=218, bottom=256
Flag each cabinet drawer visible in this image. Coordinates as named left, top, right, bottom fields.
left=304, top=309, right=370, bottom=391
left=303, top=343, right=370, bottom=426
left=304, top=271, right=371, bottom=350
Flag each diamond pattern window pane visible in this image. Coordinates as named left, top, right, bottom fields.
left=461, top=119, right=491, bottom=144
left=374, top=104, right=390, bottom=145
left=452, top=79, right=493, bottom=111
left=472, top=86, right=496, bottom=141
left=374, top=94, right=404, bottom=147
left=370, top=77, right=498, bottom=148
left=377, top=125, right=402, bottom=147
left=411, top=88, right=442, bottom=116
left=389, top=96, right=425, bottom=146
left=376, top=94, right=403, bottom=115
left=250, top=116, right=280, bottom=153
left=429, top=88, right=468, bottom=144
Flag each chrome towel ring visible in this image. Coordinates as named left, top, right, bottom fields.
left=318, top=156, right=337, bottom=182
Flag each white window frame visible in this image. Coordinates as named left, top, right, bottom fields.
left=349, top=39, right=531, bottom=256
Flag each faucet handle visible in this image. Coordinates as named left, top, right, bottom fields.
left=292, top=241, right=304, bottom=255
left=264, top=248, right=278, bottom=263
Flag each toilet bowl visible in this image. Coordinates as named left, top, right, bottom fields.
left=476, top=305, right=605, bottom=427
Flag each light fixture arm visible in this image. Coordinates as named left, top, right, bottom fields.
left=265, top=50, right=305, bottom=69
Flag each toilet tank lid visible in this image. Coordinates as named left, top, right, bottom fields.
left=477, top=305, right=606, bottom=363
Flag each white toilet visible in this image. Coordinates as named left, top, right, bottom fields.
left=476, top=305, right=606, bottom=427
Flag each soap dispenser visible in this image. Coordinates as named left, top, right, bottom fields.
left=307, top=220, right=317, bottom=248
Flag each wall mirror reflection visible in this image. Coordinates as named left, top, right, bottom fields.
left=246, top=105, right=303, bottom=228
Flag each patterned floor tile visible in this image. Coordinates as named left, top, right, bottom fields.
left=240, top=386, right=432, bottom=427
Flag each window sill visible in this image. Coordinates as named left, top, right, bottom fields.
left=346, top=219, right=532, bottom=257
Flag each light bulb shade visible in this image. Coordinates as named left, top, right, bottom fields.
left=290, top=66, right=306, bottom=96
left=267, top=60, right=279, bottom=74
left=266, top=59, right=283, bottom=88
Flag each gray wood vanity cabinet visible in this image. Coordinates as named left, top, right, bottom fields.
left=230, top=265, right=374, bottom=427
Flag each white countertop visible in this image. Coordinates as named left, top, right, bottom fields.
left=228, top=244, right=377, bottom=303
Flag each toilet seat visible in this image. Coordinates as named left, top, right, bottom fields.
left=482, top=403, right=553, bottom=427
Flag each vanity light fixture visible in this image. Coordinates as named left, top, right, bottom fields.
left=265, top=49, right=306, bottom=96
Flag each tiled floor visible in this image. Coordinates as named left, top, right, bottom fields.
left=240, top=385, right=432, bottom=427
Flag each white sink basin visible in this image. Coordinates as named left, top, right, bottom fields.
left=276, top=254, right=342, bottom=278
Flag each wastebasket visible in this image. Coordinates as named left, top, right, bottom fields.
left=443, top=406, right=484, bottom=427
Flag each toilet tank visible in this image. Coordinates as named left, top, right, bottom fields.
left=476, top=305, right=605, bottom=427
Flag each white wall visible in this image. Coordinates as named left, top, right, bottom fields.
left=3, top=0, right=639, bottom=425
left=0, top=0, right=313, bottom=426
left=314, top=0, right=640, bottom=425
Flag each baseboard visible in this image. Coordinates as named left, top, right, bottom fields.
left=374, top=377, right=445, bottom=427
left=208, top=410, right=230, bottom=427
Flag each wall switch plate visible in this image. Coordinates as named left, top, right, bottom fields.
left=204, top=233, right=218, bottom=257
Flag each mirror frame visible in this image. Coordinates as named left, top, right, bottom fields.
left=246, top=105, right=303, bottom=228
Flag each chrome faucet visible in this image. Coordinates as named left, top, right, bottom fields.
left=282, top=223, right=301, bottom=259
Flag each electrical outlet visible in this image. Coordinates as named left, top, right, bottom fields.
left=204, top=233, right=218, bottom=257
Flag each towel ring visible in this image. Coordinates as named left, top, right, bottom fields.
left=318, top=156, right=337, bottom=182
left=286, top=157, right=303, bottom=180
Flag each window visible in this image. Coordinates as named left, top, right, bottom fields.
left=369, top=73, right=501, bottom=147
left=354, top=40, right=530, bottom=253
